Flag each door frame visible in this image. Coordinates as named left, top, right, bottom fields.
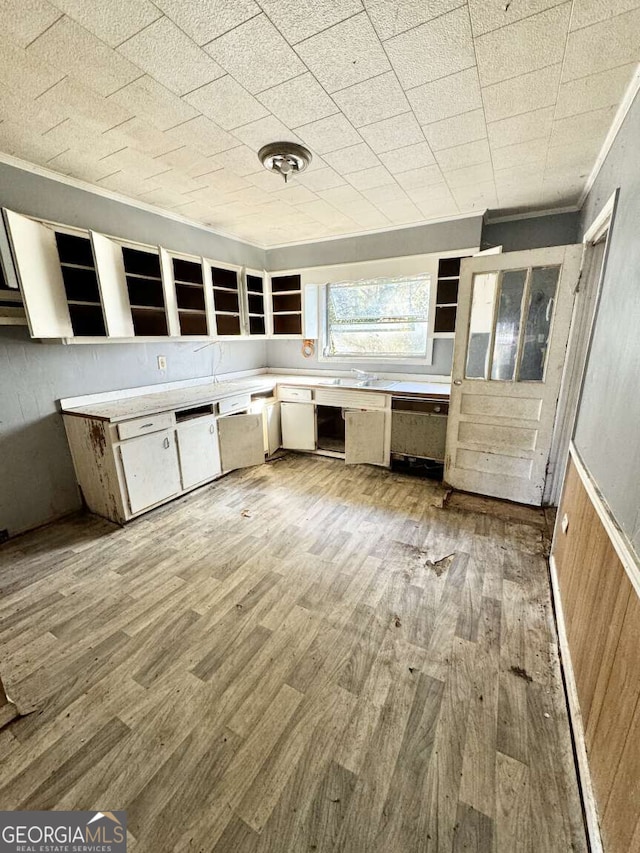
left=543, top=189, right=618, bottom=504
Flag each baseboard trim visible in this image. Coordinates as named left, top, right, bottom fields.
left=548, top=553, right=603, bottom=853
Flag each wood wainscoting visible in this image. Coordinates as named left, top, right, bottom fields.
left=552, top=451, right=640, bottom=853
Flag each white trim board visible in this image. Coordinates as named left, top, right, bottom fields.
left=568, top=442, right=640, bottom=599
left=60, top=368, right=268, bottom=410
left=548, top=554, right=604, bottom=853
left=484, top=205, right=580, bottom=225
left=578, top=62, right=640, bottom=209
left=266, top=367, right=451, bottom=384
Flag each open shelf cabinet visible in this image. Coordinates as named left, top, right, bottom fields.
left=209, top=262, right=243, bottom=337
left=270, top=273, right=302, bottom=337
left=244, top=268, right=267, bottom=337
left=434, top=255, right=470, bottom=336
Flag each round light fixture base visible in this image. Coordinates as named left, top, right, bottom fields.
left=258, top=142, right=312, bottom=183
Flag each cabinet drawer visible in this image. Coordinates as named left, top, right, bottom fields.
left=315, top=388, right=386, bottom=409
left=219, top=393, right=250, bottom=415
left=279, top=386, right=313, bottom=402
left=117, top=412, right=174, bottom=440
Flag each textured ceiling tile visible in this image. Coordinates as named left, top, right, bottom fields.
left=210, top=144, right=263, bottom=177
left=549, top=105, right=617, bottom=148
left=405, top=181, right=457, bottom=206
left=108, top=75, right=198, bottom=131
left=562, top=9, right=640, bottom=80
left=197, top=169, right=252, bottom=196
left=153, top=0, right=259, bottom=45
left=382, top=198, right=423, bottom=223
left=443, top=160, right=494, bottom=187
left=379, top=142, right=436, bottom=173
left=364, top=0, right=464, bottom=40
left=232, top=115, right=304, bottom=153
left=151, top=145, right=213, bottom=174
left=295, top=114, right=362, bottom=154
left=42, top=118, right=127, bottom=160
left=323, top=142, right=381, bottom=174
left=423, top=108, right=486, bottom=151
left=0, top=41, right=65, bottom=99
left=468, top=0, right=567, bottom=35
left=185, top=76, right=268, bottom=131
left=385, top=7, right=475, bottom=89
left=298, top=166, right=347, bottom=191
left=38, top=76, right=135, bottom=133
left=98, top=147, right=170, bottom=180
left=317, top=183, right=367, bottom=206
left=296, top=13, right=390, bottom=94
left=487, top=107, right=555, bottom=149
left=359, top=112, right=424, bottom=154
left=102, top=116, right=179, bottom=157
left=570, top=0, right=640, bottom=31
left=475, top=4, right=571, bottom=87
left=244, top=170, right=285, bottom=192
left=412, top=194, right=460, bottom=219
left=0, top=85, right=63, bottom=133
left=361, top=182, right=409, bottom=204
left=257, top=0, right=362, bottom=45
left=545, top=140, right=600, bottom=171
left=452, top=180, right=498, bottom=209
left=333, top=72, right=410, bottom=127
left=481, top=64, right=562, bottom=123
left=2, top=0, right=61, bottom=48
left=163, top=116, right=238, bottom=157
left=0, top=120, right=69, bottom=164
left=50, top=0, right=161, bottom=47
left=28, top=15, right=141, bottom=97
left=347, top=201, right=391, bottom=227
left=136, top=185, right=190, bottom=208
left=258, top=73, right=337, bottom=129
left=296, top=198, right=353, bottom=226
left=408, top=67, right=482, bottom=123
left=491, top=138, right=548, bottom=170
left=435, top=137, right=491, bottom=171
left=273, top=184, right=320, bottom=205
left=118, top=16, right=225, bottom=96
left=96, top=169, right=155, bottom=195
left=46, top=148, right=120, bottom=182
left=395, top=164, right=444, bottom=189
left=205, top=15, right=305, bottom=95
left=345, top=165, right=396, bottom=190
left=555, top=63, right=637, bottom=118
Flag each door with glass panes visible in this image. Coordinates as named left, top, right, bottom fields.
left=445, top=245, right=582, bottom=505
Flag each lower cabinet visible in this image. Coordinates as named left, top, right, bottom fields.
left=218, top=413, right=265, bottom=471
left=281, top=402, right=316, bottom=450
left=176, top=416, right=221, bottom=490
left=345, top=410, right=387, bottom=465
left=119, top=429, right=182, bottom=514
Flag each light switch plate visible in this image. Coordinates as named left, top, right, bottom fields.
left=157, top=356, right=167, bottom=370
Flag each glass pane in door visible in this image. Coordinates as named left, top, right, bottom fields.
left=465, top=272, right=497, bottom=379
left=519, top=266, right=560, bottom=381
left=491, top=269, right=526, bottom=380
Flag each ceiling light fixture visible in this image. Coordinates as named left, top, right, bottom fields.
left=258, top=142, right=312, bottom=183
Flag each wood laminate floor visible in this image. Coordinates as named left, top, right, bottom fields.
left=0, top=454, right=587, bottom=852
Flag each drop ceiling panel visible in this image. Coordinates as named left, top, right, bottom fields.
left=205, top=15, right=305, bottom=95
left=0, top=0, right=637, bottom=246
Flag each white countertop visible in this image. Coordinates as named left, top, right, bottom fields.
left=62, top=373, right=450, bottom=422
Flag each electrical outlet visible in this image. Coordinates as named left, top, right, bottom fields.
left=157, top=356, right=167, bottom=370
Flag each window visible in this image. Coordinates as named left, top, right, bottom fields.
left=322, top=273, right=431, bottom=360
left=465, top=265, right=560, bottom=382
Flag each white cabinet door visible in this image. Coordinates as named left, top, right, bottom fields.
left=345, top=410, right=387, bottom=465
left=281, top=402, right=316, bottom=450
left=176, top=416, right=221, bottom=490
left=218, top=413, right=265, bottom=471
left=265, top=401, right=281, bottom=456
left=90, top=231, right=134, bottom=337
left=4, top=209, right=72, bottom=337
left=119, top=430, right=181, bottom=514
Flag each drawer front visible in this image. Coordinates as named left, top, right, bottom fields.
left=117, top=412, right=174, bottom=441
left=219, top=393, right=251, bottom=415
left=279, top=386, right=313, bottom=402
left=315, top=388, right=386, bottom=409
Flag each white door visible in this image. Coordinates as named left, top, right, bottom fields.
left=445, top=245, right=582, bottom=505
left=4, top=209, right=73, bottom=337
left=345, top=410, right=388, bottom=466
left=119, top=430, right=182, bottom=514
left=218, top=413, right=265, bottom=471
left=281, top=402, right=316, bottom=450
left=176, top=416, right=221, bottom=489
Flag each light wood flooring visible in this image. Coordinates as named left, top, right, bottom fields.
left=0, top=454, right=586, bottom=852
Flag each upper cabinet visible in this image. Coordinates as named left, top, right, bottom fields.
left=2, top=207, right=303, bottom=343
left=269, top=273, right=302, bottom=337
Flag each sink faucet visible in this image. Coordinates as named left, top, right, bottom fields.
left=351, top=368, right=378, bottom=382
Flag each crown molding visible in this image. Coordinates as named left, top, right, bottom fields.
left=484, top=205, right=580, bottom=225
